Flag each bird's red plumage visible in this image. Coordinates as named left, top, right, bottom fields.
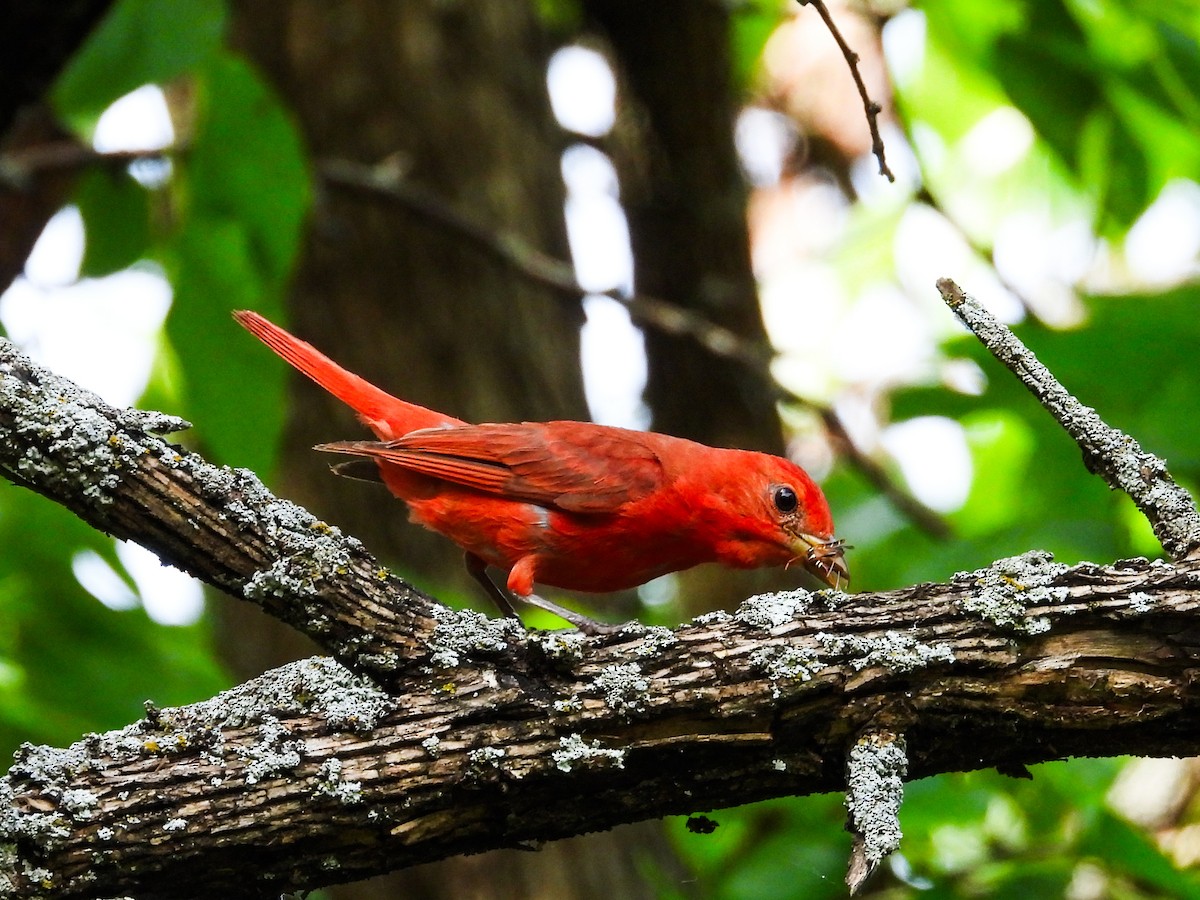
left=234, top=310, right=845, bottom=612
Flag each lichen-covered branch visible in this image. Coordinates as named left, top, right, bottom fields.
left=0, top=338, right=455, bottom=682
left=844, top=731, right=907, bottom=895
left=3, top=551, right=1200, bottom=897
left=939, top=277, right=1200, bottom=560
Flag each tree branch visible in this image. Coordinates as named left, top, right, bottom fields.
left=0, top=336, right=460, bottom=684
left=1, top=301, right=1200, bottom=895
left=3, top=551, right=1200, bottom=898
left=938, top=277, right=1200, bottom=561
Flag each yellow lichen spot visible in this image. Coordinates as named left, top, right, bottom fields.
left=107, top=435, right=123, bottom=448
left=143, top=739, right=160, bottom=753
left=309, top=521, right=333, bottom=535
left=375, top=568, right=390, bottom=581
left=175, top=734, right=188, bottom=748
left=440, top=682, right=457, bottom=694
left=999, top=575, right=1025, bottom=591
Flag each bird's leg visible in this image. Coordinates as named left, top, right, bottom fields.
left=463, top=552, right=623, bottom=635
left=515, top=592, right=626, bottom=636
left=464, top=552, right=520, bottom=620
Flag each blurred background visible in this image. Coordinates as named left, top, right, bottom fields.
left=2, top=0, right=1200, bottom=896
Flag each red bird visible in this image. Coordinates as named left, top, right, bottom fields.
left=235, top=311, right=848, bottom=632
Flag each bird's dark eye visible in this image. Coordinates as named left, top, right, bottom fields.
left=773, top=485, right=798, bottom=514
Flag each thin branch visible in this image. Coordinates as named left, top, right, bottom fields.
left=318, top=158, right=776, bottom=371
left=796, top=0, right=895, bottom=183
left=938, top=277, right=1200, bottom=560
left=818, top=408, right=952, bottom=540
left=0, top=141, right=162, bottom=188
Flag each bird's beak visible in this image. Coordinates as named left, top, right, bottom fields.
left=792, top=533, right=850, bottom=589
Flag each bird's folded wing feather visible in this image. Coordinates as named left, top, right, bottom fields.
left=318, top=422, right=664, bottom=513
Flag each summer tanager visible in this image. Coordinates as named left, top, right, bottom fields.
left=235, top=310, right=847, bottom=632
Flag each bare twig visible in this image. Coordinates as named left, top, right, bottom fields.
left=938, top=277, right=1200, bottom=560
left=318, top=158, right=775, bottom=370
left=0, top=141, right=164, bottom=188
left=796, top=0, right=894, bottom=182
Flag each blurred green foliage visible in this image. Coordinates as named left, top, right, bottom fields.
left=0, top=0, right=1196, bottom=896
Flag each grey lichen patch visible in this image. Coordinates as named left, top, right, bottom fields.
left=57, top=789, right=99, bottom=822
left=528, top=630, right=586, bottom=663
left=593, top=663, right=649, bottom=713
left=1128, top=591, right=1155, bottom=614
left=691, top=609, right=730, bottom=626
left=162, top=817, right=188, bottom=832
left=956, top=550, right=1069, bottom=634
left=845, top=732, right=908, bottom=869
left=420, top=736, right=442, bottom=758
left=178, top=657, right=393, bottom=735
left=467, top=746, right=506, bottom=774
left=551, top=734, right=626, bottom=773
left=429, top=607, right=523, bottom=668
left=751, top=645, right=824, bottom=697
left=0, top=350, right=136, bottom=500
left=120, top=409, right=191, bottom=435
left=734, top=589, right=814, bottom=628
left=243, top=532, right=352, bottom=604
left=552, top=695, right=581, bottom=714
left=818, top=589, right=854, bottom=610
left=0, top=778, right=70, bottom=858
left=818, top=631, right=954, bottom=674
left=238, top=717, right=303, bottom=785
left=313, top=758, right=364, bottom=806
left=631, top=625, right=677, bottom=658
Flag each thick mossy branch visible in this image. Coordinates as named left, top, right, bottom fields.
left=4, top=553, right=1200, bottom=897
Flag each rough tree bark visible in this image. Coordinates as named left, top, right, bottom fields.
left=0, top=281, right=1198, bottom=897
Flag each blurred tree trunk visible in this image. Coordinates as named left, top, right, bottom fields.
left=587, top=0, right=796, bottom=613
left=222, top=1, right=687, bottom=897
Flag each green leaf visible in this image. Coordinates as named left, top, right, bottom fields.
left=731, top=0, right=787, bottom=89
left=52, top=0, right=226, bottom=127
left=75, top=167, right=151, bottom=278
left=0, top=489, right=228, bottom=764
left=163, top=52, right=311, bottom=472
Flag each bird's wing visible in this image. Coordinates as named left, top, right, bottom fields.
left=318, top=421, right=665, bottom=513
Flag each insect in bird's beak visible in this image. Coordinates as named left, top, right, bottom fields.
left=788, top=534, right=850, bottom=590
